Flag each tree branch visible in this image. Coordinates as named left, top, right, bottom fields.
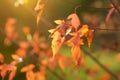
left=81, top=47, right=118, bottom=80
left=109, top=0, right=120, bottom=14
left=74, top=4, right=114, bottom=13
left=89, top=27, right=120, bottom=31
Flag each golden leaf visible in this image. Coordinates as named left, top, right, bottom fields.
left=51, top=31, right=64, bottom=57
left=54, top=20, right=63, bottom=24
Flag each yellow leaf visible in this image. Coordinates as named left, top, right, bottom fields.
left=79, top=25, right=89, bottom=36
left=54, top=20, right=63, bottom=24
left=51, top=31, right=64, bottom=57
left=48, top=29, right=55, bottom=34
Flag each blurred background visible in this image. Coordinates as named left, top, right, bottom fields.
left=0, top=0, right=120, bottom=80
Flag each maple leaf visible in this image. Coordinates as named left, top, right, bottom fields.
left=67, top=13, right=80, bottom=30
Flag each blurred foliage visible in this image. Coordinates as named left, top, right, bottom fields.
left=0, top=0, right=120, bottom=80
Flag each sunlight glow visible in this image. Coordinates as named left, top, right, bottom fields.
left=14, top=0, right=28, bottom=7
left=19, top=58, right=23, bottom=62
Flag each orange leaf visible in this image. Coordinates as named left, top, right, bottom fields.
left=26, top=71, right=35, bottom=80
left=0, top=64, right=8, bottom=80
left=35, top=71, right=45, bottom=80
left=71, top=45, right=82, bottom=66
left=100, top=73, right=111, bottom=80
left=58, top=58, right=65, bottom=70
left=21, top=64, right=35, bottom=72
left=86, top=30, right=94, bottom=47
left=67, top=13, right=80, bottom=30
left=0, top=53, right=4, bottom=63
left=8, top=66, right=17, bottom=80
left=116, top=53, right=120, bottom=62
left=11, top=54, right=20, bottom=61
left=16, top=48, right=26, bottom=58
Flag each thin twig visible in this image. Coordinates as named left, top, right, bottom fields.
left=74, top=4, right=114, bottom=13
left=89, top=27, right=120, bottom=31
left=109, top=0, right=120, bottom=14
left=81, top=47, right=118, bottom=80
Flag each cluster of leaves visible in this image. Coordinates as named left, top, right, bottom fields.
left=48, top=13, right=94, bottom=66
left=0, top=18, right=75, bottom=80
left=1, top=0, right=120, bottom=80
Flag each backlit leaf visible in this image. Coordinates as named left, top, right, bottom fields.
left=54, top=20, right=63, bottom=24
left=67, top=13, right=80, bottom=30
left=71, top=45, right=82, bottom=66
left=86, top=30, right=94, bottom=47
